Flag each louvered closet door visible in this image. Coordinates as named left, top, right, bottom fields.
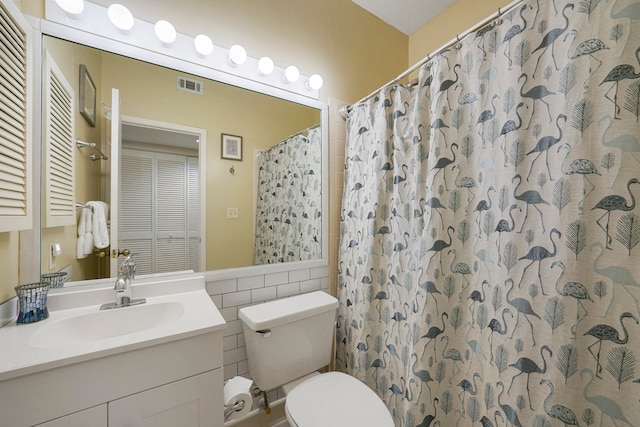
left=119, top=149, right=198, bottom=275
left=155, top=152, right=187, bottom=273
left=0, top=1, right=32, bottom=232
left=119, top=149, right=154, bottom=275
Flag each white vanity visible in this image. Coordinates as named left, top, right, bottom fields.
left=0, top=275, right=226, bottom=427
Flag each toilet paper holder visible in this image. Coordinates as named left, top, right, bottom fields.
left=223, top=377, right=254, bottom=420
left=224, top=399, right=246, bottom=420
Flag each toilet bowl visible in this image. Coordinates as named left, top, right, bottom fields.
left=238, top=291, right=393, bottom=427
left=285, top=371, right=394, bottom=427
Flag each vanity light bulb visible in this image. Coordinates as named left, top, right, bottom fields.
left=307, top=74, right=324, bottom=90
left=229, top=45, right=247, bottom=66
left=54, top=0, right=84, bottom=17
left=258, top=57, right=274, bottom=75
left=107, top=4, right=134, bottom=33
left=194, top=35, right=214, bottom=56
left=154, top=20, right=177, bottom=45
left=284, top=65, right=300, bottom=83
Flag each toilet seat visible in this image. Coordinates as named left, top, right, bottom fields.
left=285, top=372, right=394, bottom=427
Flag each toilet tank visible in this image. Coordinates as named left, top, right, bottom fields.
left=239, top=291, right=338, bottom=391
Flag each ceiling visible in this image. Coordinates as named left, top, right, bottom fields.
left=122, top=124, right=200, bottom=150
left=352, top=0, right=459, bottom=35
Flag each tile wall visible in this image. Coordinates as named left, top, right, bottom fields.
left=210, top=100, right=346, bottom=403
left=328, top=98, right=347, bottom=297
left=204, top=263, right=330, bottom=388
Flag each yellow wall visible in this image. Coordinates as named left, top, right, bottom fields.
left=100, top=53, right=318, bottom=270
left=2, top=0, right=407, bottom=303
left=0, top=233, right=19, bottom=302
left=409, top=0, right=512, bottom=64
left=61, top=0, right=409, bottom=106
left=3, top=0, right=515, bottom=302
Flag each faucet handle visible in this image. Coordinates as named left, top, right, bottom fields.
left=114, top=277, right=126, bottom=291
left=112, top=249, right=141, bottom=258
left=113, top=248, right=130, bottom=258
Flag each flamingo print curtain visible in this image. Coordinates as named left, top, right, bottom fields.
left=254, top=127, right=322, bottom=264
left=336, top=0, right=640, bottom=425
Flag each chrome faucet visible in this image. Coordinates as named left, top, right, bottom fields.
left=115, top=254, right=135, bottom=305
left=100, top=253, right=146, bottom=310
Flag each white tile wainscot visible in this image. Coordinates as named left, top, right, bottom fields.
left=203, top=261, right=330, bottom=386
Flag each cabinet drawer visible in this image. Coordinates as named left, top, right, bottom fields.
left=108, top=368, right=223, bottom=427
left=34, top=405, right=107, bottom=427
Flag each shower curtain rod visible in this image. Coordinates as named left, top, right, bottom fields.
left=342, top=0, right=523, bottom=117
left=281, top=123, right=320, bottom=142
left=261, top=123, right=321, bottom=154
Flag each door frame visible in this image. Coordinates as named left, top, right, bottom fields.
left=119, top=115, right=207, bottom=274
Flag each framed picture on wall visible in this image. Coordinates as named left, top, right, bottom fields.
left=221, top=133, right=243, bottom=161
left=79, top=64, right=96, bottom=127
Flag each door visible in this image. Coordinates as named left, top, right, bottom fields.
left=106, top=91, right=204, bottom=277
left=109, top=88, right=122, bottom=277
left=118, top=149, right=199, bottom=275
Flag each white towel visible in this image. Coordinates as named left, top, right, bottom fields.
left=88, top=201, right=110, bottom=249
left=76, top=207, right=93, bottom=259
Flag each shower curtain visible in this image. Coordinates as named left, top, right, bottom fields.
left=337, top=0, right=640, bottom=425
left=254, top=127, right=322, bottom=264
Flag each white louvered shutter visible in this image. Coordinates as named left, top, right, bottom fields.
left=43, top=51, right=75, bottom=227
left=187, top=156, right=199, bottom=271
left=0, top=1, right=32, bottom=231
left=155, top=153, right=187, bottom=273
left=119, top=149, right=153, bottom=275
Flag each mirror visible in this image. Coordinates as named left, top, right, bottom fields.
left=40, top=35, right=324, bottom=284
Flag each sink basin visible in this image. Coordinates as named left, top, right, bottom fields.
left=30, top=301, right=185, bottom=348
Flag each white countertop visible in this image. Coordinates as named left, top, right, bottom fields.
left=0, top=275, right=226, bottom=382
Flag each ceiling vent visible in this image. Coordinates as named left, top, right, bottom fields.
left=177, top=76, right=204, bottom=95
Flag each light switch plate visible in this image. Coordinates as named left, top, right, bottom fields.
left=227, top=208, right=239, bottom=219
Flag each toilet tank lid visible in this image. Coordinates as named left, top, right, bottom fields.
left=239, top=291, right=338, bottom=331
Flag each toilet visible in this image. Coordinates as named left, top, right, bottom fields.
left=239, top=291, right=394, bottom=427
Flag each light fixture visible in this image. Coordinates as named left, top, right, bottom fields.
left=257, top=57, right=274, bottom=75
left=307, top=74, right=324, bottom=90
left=284, top=65, right=300, bottom=83
left=194, top=34, right=214, bottom=56
left=107, top=4, right=134, bottom=33
left=154, top=20, right=176, bottom=45
left=228, top=45, right=247, bottom=66
left=54, top=0, right=84, bottom=17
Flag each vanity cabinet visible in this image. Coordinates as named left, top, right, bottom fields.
left=0, top=273, right=225, bottom=427
left=32, top=369, right=222, bottom=427
left=0, top=328, right=224, bottom=427
left=35, top=405, right=107, bottom=427
left=108, top=369, right=222, bottom=426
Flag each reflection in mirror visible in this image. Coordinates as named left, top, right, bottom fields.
left=254, top=126, right=322, bottom=264
left=119, top=121, right=202, bottom=277
left=40, top=35, right=322, bottom=284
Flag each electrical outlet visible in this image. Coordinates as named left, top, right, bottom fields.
left=227, top=208, right=239, bottom=219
